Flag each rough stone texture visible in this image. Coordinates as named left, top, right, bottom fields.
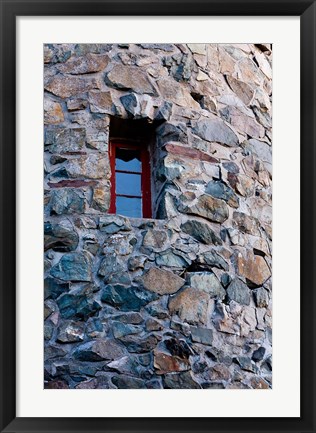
left=142, top=268, right=185, bottom=295
left=237, top=252, right=271, bottom=286
left=44, top=43, right=272, bottom=390
left=168, top=287, right=209, bottom=325
left=226, top=278, right=251, bottom=306
left=50, top=251, right=93, bottom=282
left=180, top=194, right=229, bottom=223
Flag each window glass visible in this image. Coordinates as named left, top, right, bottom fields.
left=116, top=196, right=142, bottom=218
left=116, top=148, right=141, bottom=173
left=116, top=172, right=141, bottom=196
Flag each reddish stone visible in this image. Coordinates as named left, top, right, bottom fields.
left=237, top=252, right=271, bottom=286
left=48, top=180, right=97, bottom=188
left=45, top=379, right=68, bottom=389
left=165, top=143, right=219, bottom=163
left=153, top=349, right=190, bottom=374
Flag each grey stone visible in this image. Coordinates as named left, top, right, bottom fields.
left=105, top=64, right=157, bottom=95
left=58, top=53, right=109, bottom=74
left=57, top=293, right=101, bottom=320
left=50, top=189, right=85, bottom=215
left=142, top=229, right=168, bottom=249
left=128, top=255, right=147, bottom=271
left=107, top=356, right=139, bottom=376
left=226, top=278, right=251, bottom=306
left=233, top=212, right=260, bottom=236
left=198, top=251, right=229, bottom=271
left=181, top=220, right=222, bottom=245
left=44, top=221, right=79, bottom=252
left=180, top=194, right=229, bottom=224
left=113, top=312, right=144, bottom=325
left=168, top=287, right=209, bottom=325
left=156, top=122, right=188, bottom=146
left=120, top=93, right=139, bottom=118
left=44, top=277, right=70, bottom=300
left=119, top=334, right=160, bottom=353
left=221, top=273, right=232, bottom=288
left=154, top=101, right=173, bottom=121
left=156, top=249, right=191, bottom=268
left=222, top=161, right=239, bottom=174
left=253, top=287, right=269, bottom=308
left=65, top=154, right=107, bottom=179
left=192, top=119, right=239, bottom=146
left=236, top=356, right=258, bottom=373
left=142, top=268, right=184, bottom=295
left=190, top=326, right=213, bottom=345
left=139, top=43, right=175, bottom=51
left=44, top=321, right=54, bottom=340
left=163, top=372, right=200, bottom=389
left=101, top=284, right=158, bottom=312
left=226, top=75, right=254, bottom=105
left=73, top=339, right=126, bottom=361
left=112, top=375, right=147, bottom=389
left=112, top=321, right=142, bottom=339
left=98, top=255, right=121, bottom=278
left=99, top=215, right=131, bottom=233
left=145, top=318, right=163, bottom=332
left=206, top=180, right=239, bottom=208
left=188, top=272, right=226, bottom=300
left=46, top=127, right=86, bottom=153
left=252, top=347, right=266, bottom=362
left=44, top=345, right=67, bottom=361
left=57, top=321, right=85, bottom=343
left=51, top=251, right=93, bottom=282
left=45, top=75, right=100, bottom=98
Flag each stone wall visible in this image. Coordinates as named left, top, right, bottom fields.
left=44, top=43, right=272, bottom=389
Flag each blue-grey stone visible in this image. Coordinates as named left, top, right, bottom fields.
left=44, top=221, right=79, bottom=252
left=57, top=321, right=85, bottom=343
left=111, top=375, right=147, bottom=389
left=190, top=326, right=213, bottom=345
left=50, top=188, right=85, bottom=215
left=139, top=43, right=175, bottom=52
left=236, top=356, right=258, bottom=373
left=221, top=273, right=232, bottom=288
left=57, top=293, right=101, bottom=320
left=192, top=119, right=239, bottom=147
left=119, top=334, right=160, bottom=353
left=222, top=161, right=239, bottom=174
left=253, top=287, right=269, bottom=308
left=199, top=250, right=229, bottom=271
left=51, top=252, right=93, bottom=282
left=73, top=339, right=126, bottom=362
left=101, top=285, right=158, bottom=312
left=44, top=277, right=69, bottom=301
left=112, top=321, right=142, bottom=339
left=120, top=93, right=138, bottom=118
left=206, top=180, right=239, bottom=208
left=156, top=249, right=191, bottom=268
left=181, top=220, right=222, bottom=245
left=227, top=278, right=251, bottom=306
left=163, top=372, right=200, bottom=389
left=252, top=347, right=266, bottom=362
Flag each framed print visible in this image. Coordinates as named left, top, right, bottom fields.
left=0, top=1, right=315, bottom=433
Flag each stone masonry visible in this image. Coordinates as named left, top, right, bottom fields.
left=44, top=43, right=272, bottom=389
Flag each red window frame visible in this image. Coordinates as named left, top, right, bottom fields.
left=109, top=140, right=152, bottom=218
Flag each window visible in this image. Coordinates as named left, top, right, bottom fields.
left=109, top=141, right=152, bottom=218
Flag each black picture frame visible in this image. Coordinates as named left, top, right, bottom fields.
left=0, top=1, right=315, bottom=432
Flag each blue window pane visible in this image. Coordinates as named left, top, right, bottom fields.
left=116, top=196, right=142, bottom=218
left=116, top=148, right=141, bottom=173
left=116, top=172, right=141, bottom=196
